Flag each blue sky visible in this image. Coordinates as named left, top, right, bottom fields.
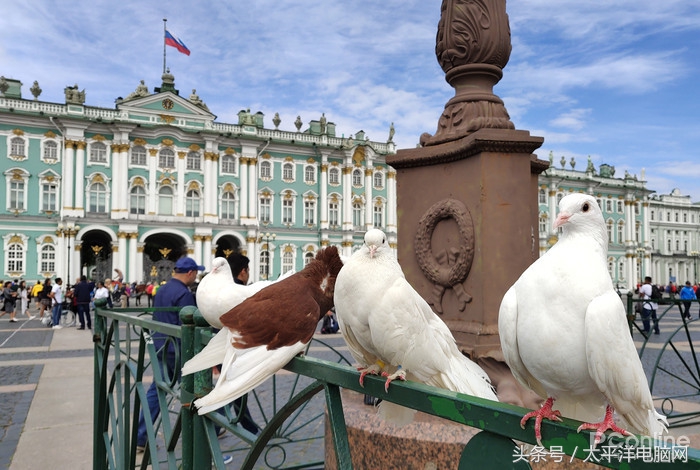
left=2, top=1, right=700, bottom=199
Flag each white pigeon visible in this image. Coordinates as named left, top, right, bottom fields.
left=196, top=257, right=293, bottom=329
left=334, top=228, right=498, bottom=425
left=499, top=193, right=667, bottom=446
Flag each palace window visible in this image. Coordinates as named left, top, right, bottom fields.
left=131, top=146, right=147, bottom=166
left=185, top=190, right=201, bottom=217
left=353, top=202, right=363, bottom=228
left=282, top=199, right=294, bottom=224
left=89, top=142, right=107, bottom=163
left=41, top=182, right=58, bottom=213
left=10, top=137, right=25, bottom=157
left=304, top=200, right=316, bottom=225
left=260, top=251, right=270, bottom=279
left=282, top=250, right=294, bottom=274
left=221, top=190, right=236, bottom=220
left=304, top=252, right=314, bottom=266
left=352, top=169, right=363, bottom=187
left=158, top=186, right=173, bottom=215
left=259, top=160, right=271, bottom=179
left=158, top=148, right=175, bottom=169
left=40, top=244, right=56, bottom=273
left=88, top=182, right=107, bottom=213
left=130, top=186, right=146, bottom=215
left=221, top=155, right=236, bottom=174
left=7, top=242, right=24, bottom=273
left=538, top=189, right=546, bottom=204
left=43, top=141, right=58, bottom=161
left=283, top=163, right=294, bottom=181
left=9, top=179, right=25, bottom=210
left=259, top=195, right=271, bottom=223
left=186, top=151, right=201, bottom=171
left=304, top=165, right=315, bottom=183
left=373, top=172, right=384, bottom=189
left=329, top=167, right=340, bottom=185
left=329, top=202, right=339, bottom=227
left=373, top=204, right=384, bottom=228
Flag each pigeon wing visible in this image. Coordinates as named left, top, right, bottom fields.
left=585, top=289, right=667, bottom=435
left=498, top=286, right=548, bottom=399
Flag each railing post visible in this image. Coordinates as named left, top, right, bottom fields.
left=92, top=307, right=107, bottom=469
left=180, top=307, right=196, bottom=470
left=626, top=291, right=634, bottom=336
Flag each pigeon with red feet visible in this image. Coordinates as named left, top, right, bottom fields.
left=499, top=193, right=667, bottom=446
left=334, top=229, right=497, bottom=425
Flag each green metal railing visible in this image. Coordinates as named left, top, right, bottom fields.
left=94, top=305, right=700, bottom=469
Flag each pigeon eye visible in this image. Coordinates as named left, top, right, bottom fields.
left=582, top=203, right=590, bottom=212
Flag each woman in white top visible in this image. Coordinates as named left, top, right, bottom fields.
left=18, top=280, right=35, bottom=320
left=94, top=281, right=110, bottom=306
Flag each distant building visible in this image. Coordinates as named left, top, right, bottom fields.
left=0, top=72, right=397, bottom=284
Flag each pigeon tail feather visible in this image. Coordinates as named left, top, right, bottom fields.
left=435, top=353, right=498, bottom=401
left=195, top=342, right=306, bottom=415
left=181, top=329, right=228, bottom=376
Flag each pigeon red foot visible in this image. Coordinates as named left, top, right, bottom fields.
left=520, top=397, right=562, bottom=445
left=358, top=363, right=383, bottom=386
left=381, top=366, right=406, bottom=392
left=577, top=404, right=632, bottom=446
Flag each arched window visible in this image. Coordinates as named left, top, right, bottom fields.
left=282, top=250, right=294, bottom=274
left=40, top=244, right=56, bottom=273
left=186, top=151, right=201, bottom=171
left=158, top=148, right=175, bottom=169
left=88, top=182, right=107, bottom=213
left=9, top=179, right=25, bottom=210
left=221, top=190, right=236, bottom=220
left=10, top=137, right=25, bottom=157
left=353, top=202, right=363, bottom=228
left=260, top=251, right=270, bottom=279
left=373, top=204, right=383, bottom=228
left=259, top=160, right=271, bottom=179
left=304, top=200, right=316, bottom=225
left=90, top=142, right=107, bottom=163
left=7, top=243, right=24, bottom=273
left=538, top=188, right=547, bottom=204
left=259, top=194, right=271, bottom=223
left=329, top=201, right=339, bottom=227
left=283, top=163, right=294, bottom=181
left=282, top=198, right=293, bottom=224
left=41, top=181, right=58, bottom=212
left=304, top=165, right=315, bottom=183
left=352, top=169, right=363, bottom=187
left=617, top=221, right=624, bottom=244
left=373, top=172, right=384, bottom=189
left=44, top=141, right=58, bottom=161
left=158, top=186, right=173, bottom=215
left=129, top=186, right=146, bottom=215
left=131, top=146, right=147, bottom=165
left=186, top=189, right=201, bottom=217
left=329, top=167, right=340, bottom=185
left=304, top=252, right=314, bottom=266
left=221, top=155, right=236, bottom=174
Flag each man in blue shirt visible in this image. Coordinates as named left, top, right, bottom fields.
left=137, top=256, right=204, bottom=451
left=73, top=275, right=94, bottom=330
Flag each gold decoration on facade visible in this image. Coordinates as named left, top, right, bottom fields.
left=111, top=144, right=121, bottom=152
left=160, top=177, right=172, bottom=185
left=44, top=130, right=56, bottom=138
left=160, top=115, right=176, bottom=124
left=284, top=156, right=294, bottom=162
left=133, top=138, right=147, bottom=146
left=91, top=245, right=103, bottom=255
left=178, top=151, right=186, bottom=159
left=91, top=174, right=105, bottom=184
left=159, top=247, right=172, bottom=259
left=342, top=167, right=353, bottom=174
left=133, top=177, right=145, bottom=187
left=9, top=235, right=23, bottom=244
left=223, top=249, right=233, bottom=257
left=386, top=171, right=396, bottom=179
left=149, top=149, right=158, bottom=156
left=321, top=164, right=328, bottom=172
left=76, top=141, right=86, bottom=150
left=150, top=266, right=158, bottom=277
left=224, top=147, right=235, bottom=155
left=92, top=134, right=106, bottom=141
left=261, top=190, right=272, bottom=197
left=261, top=153, right=271, bottom=159
left=187, top=181, right=200, bottom=191
left=284, top=245, right=294, bottom=253
left=307, top=158, right=315, bottom=163
left=341, top=241, right=354, bottom=247
left=189, top=144, right=201, bottom=151
left=352, top=146, right=365, bottom=165
left=248, top=158, right=256, bottom=165
left=223, top=183, right=235, bottom=192
left=284, top=190, right=293, bottom=200
left=330, top=195, right=338, bottom=203
left=12, top=129, right=24, bottom=136
left=162, top=139, right=174, bottom=146
left=365, top=168, right=373, bottom=176
left=246, top=236, right=257, bottom=243
left=320, top=240, right=329, bottom=247
left=306, top=245, right=315, bottom=252
left=11, top=169, right=24, bottom=180
left=305, top=194, right=316, bottom=201
left=43, top=236, right=55, bottom=244
left=204, top=151, right=219, bottom=161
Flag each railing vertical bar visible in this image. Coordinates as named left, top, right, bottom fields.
left=324, top=383, right=353, bottom=470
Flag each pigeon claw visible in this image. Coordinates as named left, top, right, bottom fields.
left=520, top=397, right=562, bottom=446
left=381, top=367, right=406, bottom=392
left=577, top=405, right=631, bottom=447
left=357, top=364, right=382, bottom=387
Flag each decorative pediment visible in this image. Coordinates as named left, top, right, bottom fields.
left=116, top=91, right=216, bottom=122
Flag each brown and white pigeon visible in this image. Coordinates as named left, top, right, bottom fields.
left=499, top=193, right=667, bottom=446
left=196, top=257, right=294, bottom=329
left=182, top=246, right=344, bottom=415
left=334, top=229, right=498, bottom=425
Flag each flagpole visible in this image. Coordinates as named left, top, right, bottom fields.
left=162, top=18, right=167, bottom=74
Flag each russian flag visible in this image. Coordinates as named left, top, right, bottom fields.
left=165, top=30, right=191, bottom=56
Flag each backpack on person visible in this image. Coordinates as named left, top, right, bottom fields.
left=650, top=284, right=662, bottom=300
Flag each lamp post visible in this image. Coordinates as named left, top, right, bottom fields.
left=57, top=222, right=80, bottom=288
left=636, top=246, right=645, bottom=287
left=258, top=232, right=276, bottom=280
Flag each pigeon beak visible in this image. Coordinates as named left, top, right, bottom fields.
left=554, top=212, right=571, bottom=229
left=369, top=245, right=377, bottom=258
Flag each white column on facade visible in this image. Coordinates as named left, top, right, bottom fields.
left=320, top=159, right=329, bottom=230
left=239, top=158, right=249, bottom=220
left=202, top=151, right=214, bottom=219
left=73, top=141, right=86, bottom=214
left=548, top=185, right=558, bottom=233
left=203, top=235, right=213, bottom=270
left=128, top=233, right=138, bottom=283
left=386, top=169, right=397, bottom=233
left=148, top=149, right=158, bottom=215
left=63, top=141, right=76, bottom=211
left=364, top=167, right=373, bottom=229
left=194, top=235, right=203, bottom=266
left=117, top=231, right=128, bottom=275
left=136, top=243, right=144, bottom=283
left=342, top=165, right=353, bottom=230
left=110, top=143, right=124, bottom=217
left=248, top=157, right=258, bottom=220
left=175, top=151, right=186, bottom=217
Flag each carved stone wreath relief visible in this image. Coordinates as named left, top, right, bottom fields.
left=414, top=198, right=475, bottom=314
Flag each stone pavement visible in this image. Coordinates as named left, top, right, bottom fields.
left=1, top=302, right=700, bottom=469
